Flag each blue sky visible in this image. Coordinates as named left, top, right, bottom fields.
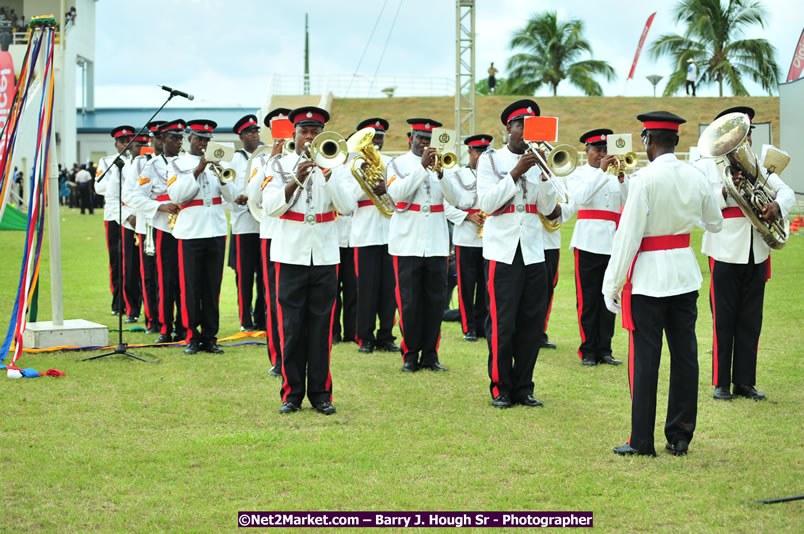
left=94, top=0, right=802, bottom=107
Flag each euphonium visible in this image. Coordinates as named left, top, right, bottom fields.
left=606, top=152, right=638, bottom=176
left=697, top=112, right=789, bottom=250
left=209, top=162, right=236, bottom=184
left=348, top=127, right=393, bottom=217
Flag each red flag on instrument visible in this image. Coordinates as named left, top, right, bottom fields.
left=627, top=12, right=656, bottom=80
left=524, top=116, right=558, bottom=143
left=786, top=28, right=804, bottom=82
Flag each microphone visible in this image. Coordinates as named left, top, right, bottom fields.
left=159, top=85, right=195, bottom=101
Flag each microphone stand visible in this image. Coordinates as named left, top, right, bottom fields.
left=81, top=92, right=179, bottom=363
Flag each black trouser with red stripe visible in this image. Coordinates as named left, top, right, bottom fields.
left=104, top=220, right=123, bottom=314
left=455, top=245, right=487, bottom=336
left=628, top=291, right=698, bottom=454
left=179, top=236, right=225, bottom=345
left=234, top=233, right=265, bottom=330
left=138, top=228, right=159, bottom=332
left=261, top=238, right=281, bottom=367
left=485, top=246, right=547, bottom=401
left=333, top=246, right=357, bottom=342
left=276, top=263, right=337, bottom=406
left=542, top=248, right=559, bottom=343
left=393, top=255, right=447, bottom=366
left=709, top=254, right=767, bottom=387
left=355, top=244, right=397, bottom=346
left=121, top=227, right=142, bottom=319
left=574, top=249, right=615, bottom=361
left=155, top=229, right=185, bottom=338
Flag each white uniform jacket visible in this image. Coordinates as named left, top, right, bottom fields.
left=349, top=152, right=391, bottom=247
left=166, top=153, right=234, bottom=240
left=249, top=151, right=279, bottom=240
left=568, top=163, right=629, bottom=255
left=696, top=156, right=795, bottom=265
left=129, top=155, right=176, bottom=234
left=94, top=153, right=129, bottom=222
left=444, top=166, right=483, bottom=248
left=224, top=149, right=260, bottom=235
left=602, top=153, right=723, bottom=299
left=122, top=154, right=153, bottom=234
left=476, top=146, right=558, bottom=265
left=263, top=152, right=357, bottom=266
left=386, top=151, right=465, bottom=257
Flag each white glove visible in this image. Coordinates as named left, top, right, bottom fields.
left=604, top=294, right=622, bottom=315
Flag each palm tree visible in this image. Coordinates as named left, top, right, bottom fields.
left=505, top=12, right=615, bottom=96
left=649, top=0, right=780, bottom=96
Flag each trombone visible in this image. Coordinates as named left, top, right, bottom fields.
left=525, top=140, right=575, bottom=204
left=291, top=131, right=348, bottom=187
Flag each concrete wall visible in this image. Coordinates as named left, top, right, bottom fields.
left=779, top=78, right=804, bottom=195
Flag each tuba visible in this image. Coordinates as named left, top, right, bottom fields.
left=698, top=112, right=789, bottom=250
left=348, top=127, right=394, bottom=217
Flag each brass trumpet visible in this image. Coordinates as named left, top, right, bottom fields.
left=428, top=149, right=457, bottom=174
left=168, top=212, right=178, bottom=230
left=606, top=152, right=638, bottom=176
left=209, top=162, right=236, bottom=184
left=476, top=211, right=487, bottom=238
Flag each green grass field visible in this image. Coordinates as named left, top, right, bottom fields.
left=0, top=206, right=802, bottom=532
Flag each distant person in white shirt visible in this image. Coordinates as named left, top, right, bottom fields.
left=603, top=111, right=722, bottom=457
left=697, top=106, right=795, bottom=402
left=685, top=59, right=697, bottom=96
left=74, top=164, right=93, bottom=214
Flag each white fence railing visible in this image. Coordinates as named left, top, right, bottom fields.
left=270, top=74, right=454, bottom=98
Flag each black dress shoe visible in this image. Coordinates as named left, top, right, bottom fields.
left=582, top=357, right=598, bottom=366
left=400, top=362, right=419, bottom=373
left=358, top=342, right=375, bottom=354
left=313, top=401, right=336, bottom=415
left=613, top=443, right=656, bottom=456
left=173, top=332, right=187, bottom=343
left=268, top=364, right=282, bottom=377
left=665, top=440, right=689, bottom=456
left=376, top=341, right=401, bottom=353
left=600, top=354, right=622, bottom=365
left=240, top=326, right=256, bottom=332
left=713, top=385, right=733, bottom=400
left=464, top=330, right=478, bottom=342
left=279, top=401, right=300, bottom=414
left=420, top=361, right=448, bottom=371
left=155, top=334, right=173, bottom=344
left=203, top=342, right=224, bottom=354
left=733, top=384, right=766, bottom=400
left=145, top=327, right=160, bottom=335
left=184, top=342, right=201, bottom=355
left=125, top=315, right=139, bottom=324
left=516, top=395, right=544, bottom=407
left=492, top=395, right=512, bottom=409
left=540, top=338, right=557, bottom=349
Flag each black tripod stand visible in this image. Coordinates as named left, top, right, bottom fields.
left=81, top=90, right=182, bottom=363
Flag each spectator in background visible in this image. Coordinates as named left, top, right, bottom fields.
left=488, top=62, right=498, bottom=95
left=75, top=163, right=93, bottom=214
left=686, top=59, right=697, bottom=97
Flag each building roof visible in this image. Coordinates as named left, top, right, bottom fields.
left=76, top=107, right=258, bottom=134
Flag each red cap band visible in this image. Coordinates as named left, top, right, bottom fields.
left=236, top=120, right=258, bottom=134
left=293, top=112, right=326, bottom=125
left=585, top=135, right=605, bottom=144
left=467, top=139, right=490, bottom=147
left=189, top=123, right=214, bottom=132
left=506, top=107, right=537, bottom=123
left=642, top=121, right=680, bottom=131
left=409, top=123, right=434, bottom=132
left=134, top=135, right=150, bottom=143
left=114, top=129, right=133, bottom=138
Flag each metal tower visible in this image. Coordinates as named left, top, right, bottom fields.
left=455, top=0, right=475, bottom=165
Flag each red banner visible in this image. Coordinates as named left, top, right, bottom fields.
left=628, top=13, right=657, bottom=80
left=0, top=51, right=15, bottom=145
left=786, top=28, right=804, bottom=82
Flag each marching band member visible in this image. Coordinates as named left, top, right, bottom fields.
left=444, top=134, right=492, bottom=343
left=263, top=106, right=356, bottom=415
left=568, top=129, right=628, bottom=366
left=698, top=106, right=795, bottom=401
left=94, top=125, right=134, bottom=318
left=226, top=114, right=266, bottom=333
left=350, top=118, right=399, bottom=354
left=386, top=118, right=466, bottom=372
left=476, top=100, right=557, bottom=408
left=122, top=124, right=163, bottom=333
left=134, top=120, right=186, bottom=344
left=167, top=119, right=234, bottom=354
left=603, top=111, right=722, bottom=456
left=333, top=197, right=357, bottom=345
left=250, top=107, right=291, bottom=376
